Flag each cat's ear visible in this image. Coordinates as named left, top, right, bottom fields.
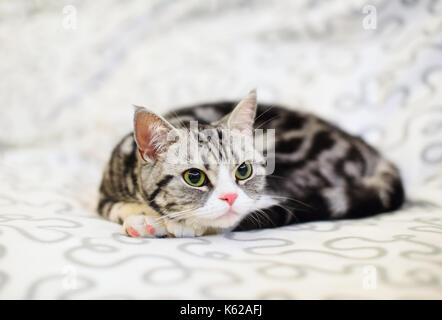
left=133, top=106, right=176, bottom=162
left=226, top=89, right=257, bottom=133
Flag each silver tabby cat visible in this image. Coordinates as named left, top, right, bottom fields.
left=97, top=90, right=404, bottom=238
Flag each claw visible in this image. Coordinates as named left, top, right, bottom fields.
left=145, top=225, right=155, bottom=235
left=126, top=227, right=140, bottom=237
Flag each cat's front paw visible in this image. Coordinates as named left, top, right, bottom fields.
left=165, top=220, right=204, bottom=238
left=123, top=215, right=167, bottom=238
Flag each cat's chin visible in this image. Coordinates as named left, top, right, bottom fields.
left=216, top=208, right=239, bottom=220
left=191, top=211, right=243, bottom=229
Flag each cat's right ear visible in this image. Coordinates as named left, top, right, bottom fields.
left=133, top=106, right=176, bottom=162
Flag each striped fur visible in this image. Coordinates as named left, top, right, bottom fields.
left=97, top=94, right=404, bottom=237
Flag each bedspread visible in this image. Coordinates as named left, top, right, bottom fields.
left=0, top=0, right=441, bottom=299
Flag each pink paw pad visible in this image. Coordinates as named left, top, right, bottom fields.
left=126, top=227, right=140, bottom=237
left=145, top=225, right=155, bottom=235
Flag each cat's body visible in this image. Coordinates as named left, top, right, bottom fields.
left=98, top=91, right=404, bottom=238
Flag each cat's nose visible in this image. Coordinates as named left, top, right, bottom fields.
left=219, top=193, right=238, bottom=206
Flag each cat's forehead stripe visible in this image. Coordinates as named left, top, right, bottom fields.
left=147, top=174, right=174, bottom=202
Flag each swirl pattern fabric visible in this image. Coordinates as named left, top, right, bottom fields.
left=0, top=0, right=441, bottom=299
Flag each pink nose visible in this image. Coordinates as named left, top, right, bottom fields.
left=219, top=193, right=238, bottom=206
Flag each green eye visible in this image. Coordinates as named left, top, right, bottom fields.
left=183, top=169, right=207, bottom=187
left=235, top=162, right=253, bottom=180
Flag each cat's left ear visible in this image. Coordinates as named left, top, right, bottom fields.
left=226, top=89, right=257, bottom=133
left=133, top=106, right=176, bottom=162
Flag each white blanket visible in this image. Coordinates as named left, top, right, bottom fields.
left=0, top=0, right=441, bottom=299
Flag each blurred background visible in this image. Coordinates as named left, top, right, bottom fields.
left=1, top=0, right=442, bottom=300
left=0, top=0, right=441, bottom=208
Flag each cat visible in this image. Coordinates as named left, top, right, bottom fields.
left=97, top=90, right=404, bottom=238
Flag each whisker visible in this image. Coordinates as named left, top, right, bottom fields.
left=255, top=114, right=281, bottom=129
left=244, top=211, right=262, bottom=228
left=254, top=106, right=275, bottom=123
left=170, top=111, right=189, bottom=132
left=273, top=203, right=301, bottom=223
left=266, top=175, right=288, bottom=181
left=269, top=195, right=313, bottom=209
left=156, top=204, right=219, bottom=221
left=155, top=207, right=200, bottom=221
left=253, top=209, right=276, bottom=227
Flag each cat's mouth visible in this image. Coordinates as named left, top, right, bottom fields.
left=216, top=208, right=239, bottom=220
left=185, top=207, right=242, bottom=229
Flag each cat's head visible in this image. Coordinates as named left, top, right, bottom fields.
left=133, top=90, right=273, bottom=230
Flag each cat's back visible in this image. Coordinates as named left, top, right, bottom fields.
left=99, top=100, right=404, bottom=227
left=164, top=101, right=306, bottom=130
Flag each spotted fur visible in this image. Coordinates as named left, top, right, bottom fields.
left=97, top=91, right=404, bottom=237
